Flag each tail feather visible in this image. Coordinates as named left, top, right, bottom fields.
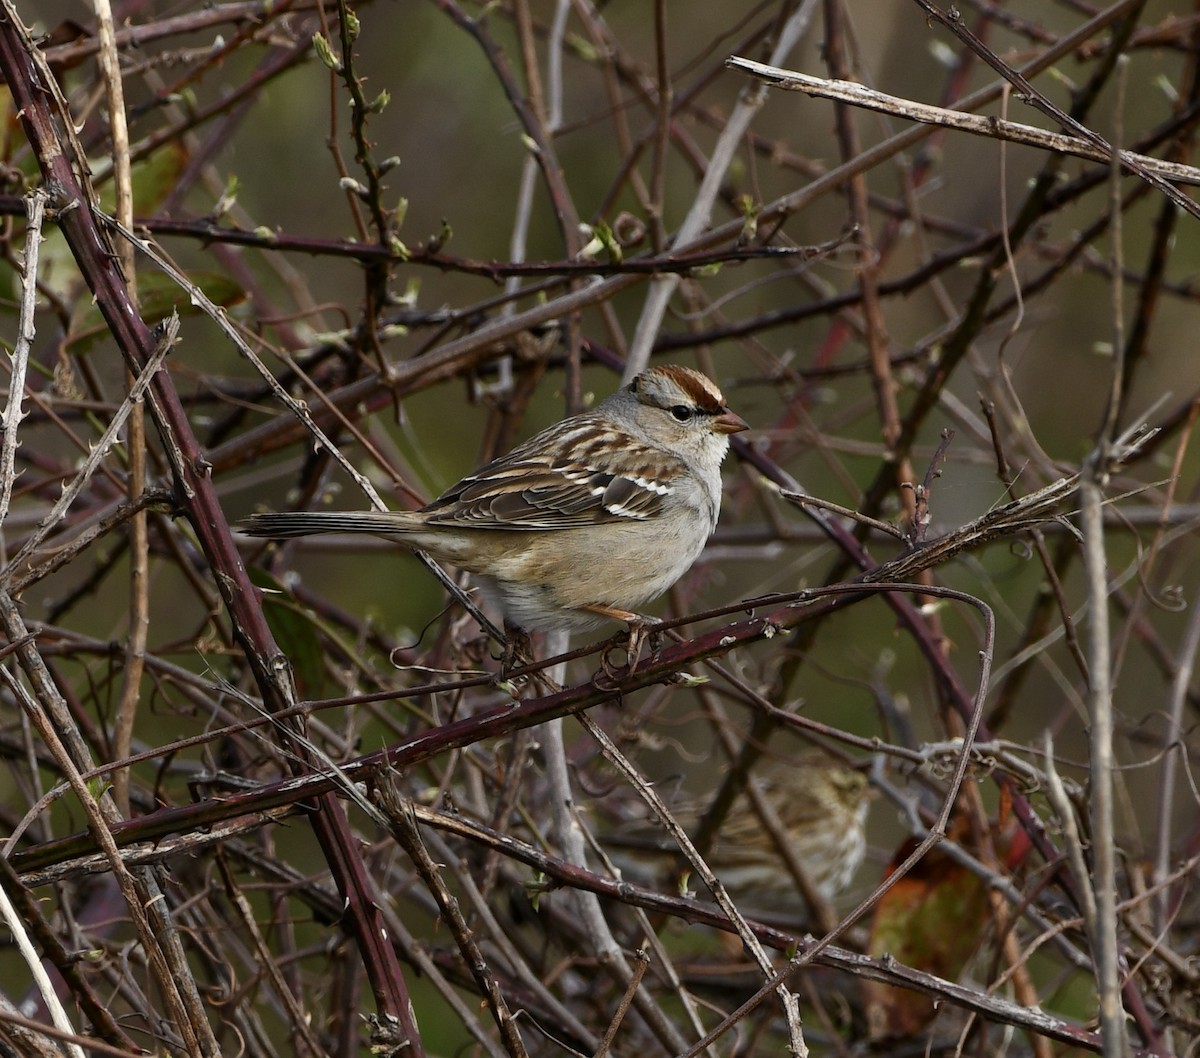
left=241, top=510, right=416, bottom=538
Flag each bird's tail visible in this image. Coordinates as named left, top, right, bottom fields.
left=240, top=510, right=418, bottom=538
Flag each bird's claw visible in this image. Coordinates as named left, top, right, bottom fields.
left=599, top=616, right=661, bottom=677
left=498, top=624, right=534, bottom=679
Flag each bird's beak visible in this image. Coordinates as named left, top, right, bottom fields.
left=713, top=410, right=749, bottom=435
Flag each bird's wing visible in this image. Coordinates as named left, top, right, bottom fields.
left=419, top=418, right=680, bottom=530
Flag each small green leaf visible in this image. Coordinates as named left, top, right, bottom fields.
left=673, top=672, right=709, bottom=687
left=737, top=194, right=759, bottom=244
left=312, top=32, right=341, bottom=70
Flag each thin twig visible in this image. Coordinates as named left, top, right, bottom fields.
left=725, top=58, right=1200, bottom=194
left=0, top=316, right=178, bottom=584
left=1077, top=52, right=1131, bottom=1058
left=94, top=0, right=149, bottom=824
left=0, top=190, right=44, bottom=529
left=381, top=787, right=530, bottom=1058
left=594, top=949, right=649, bottom=1058
left=776, top=488, right=907, bottom=540
left=0, top=879, right=84, bottom=1058
left=623, top=1, right=820, bottom=378
left=539, top=628, right=694, bottom=1056
left=578, top=711, right=808, bottom=1056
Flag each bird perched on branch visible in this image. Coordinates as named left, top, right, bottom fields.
left=242, top=364, right=747, bottom=643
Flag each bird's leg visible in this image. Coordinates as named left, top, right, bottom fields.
left=580, top=603, right=662, bottom=673
left=499, top=622, right=534, bottom=678
left=496, top=623, right=564, bottom=695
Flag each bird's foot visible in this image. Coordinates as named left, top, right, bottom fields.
left=497, top=623, right=563, bottom=695
left=582, top=604, right=661, bottom=675
left=623, top=615, right=663, bottom=672
left=497, top=623, right=534, bottom=679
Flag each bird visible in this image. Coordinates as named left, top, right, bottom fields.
left=241, top=364, right=747, bottom=638
left=608, top=757, right=871, bottom=907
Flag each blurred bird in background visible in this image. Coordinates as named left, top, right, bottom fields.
left=607, top=755, right=872, bottom=916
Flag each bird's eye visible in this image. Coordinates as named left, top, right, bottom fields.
left=670, top=405, right=693, bottom=422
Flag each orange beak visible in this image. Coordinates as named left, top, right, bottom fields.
left=713, top=410, right=749, bottom=435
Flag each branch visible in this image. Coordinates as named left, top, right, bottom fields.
left=726, top=57, right=1200, bottom=190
